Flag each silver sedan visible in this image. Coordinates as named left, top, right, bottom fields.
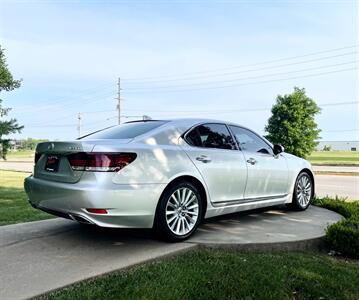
left=24, top=119, right=314, bottom=241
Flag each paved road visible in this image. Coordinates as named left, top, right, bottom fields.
left=0, top=206, right=341, bottom=299
left=315, top=174, right=359, bottom=200
left=0, top=161, right=33, bottom=172
left=313, top=165, right=359, bottom=173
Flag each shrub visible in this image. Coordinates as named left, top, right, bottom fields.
left=313, top=197, right=359, bottom=257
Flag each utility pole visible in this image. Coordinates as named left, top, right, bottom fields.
left=77, top=112, right=82, bottom=138
left=117, top=77, right=121, bottom=125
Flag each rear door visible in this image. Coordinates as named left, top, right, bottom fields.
left=181, top=123, right=247, bottom=204
left=228, top=126, right=289, bottom=199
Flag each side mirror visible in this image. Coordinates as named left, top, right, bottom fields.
left=273, top=144, right=284, bottom=155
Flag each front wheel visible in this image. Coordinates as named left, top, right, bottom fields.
left=154, top=181, right=203, bottom=242
left=289, top=172, right=313, bottom=210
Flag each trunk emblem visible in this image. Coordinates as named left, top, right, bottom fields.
left=69, top=146, right=81, bottom=150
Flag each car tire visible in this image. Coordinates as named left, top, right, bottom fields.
left=288, top=171, right=313, bottom=211
left=154, top=180, right=203, bottom=242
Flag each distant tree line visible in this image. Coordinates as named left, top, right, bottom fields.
left=11, top=138, right=49, bottom=151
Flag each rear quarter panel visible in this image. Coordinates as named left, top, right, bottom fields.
left=92, top=126, right=205, bottom=186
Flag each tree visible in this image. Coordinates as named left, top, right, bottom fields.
left=0, top=46, right=23, bottom=159
left=265, top=87, right=321, bottom=158
left=323, top=145, right=332, bottom=151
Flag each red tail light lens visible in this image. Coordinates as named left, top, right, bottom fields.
left=67, top=152, right=137, bottom=172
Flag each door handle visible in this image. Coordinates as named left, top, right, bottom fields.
left=196, top=155, right=211, bottom=163
left=246, top=157, right=257, bottom=165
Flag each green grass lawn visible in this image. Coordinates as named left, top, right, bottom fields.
left=308, top=151, right=359, bottom=165
left=4, top=150, right=35, bottom=162
left=41, top=249, right=359, bottom=300
left=0, top=170, right=52, bottom=225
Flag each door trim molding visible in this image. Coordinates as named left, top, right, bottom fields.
left=211, top=194, right=288, bottom=207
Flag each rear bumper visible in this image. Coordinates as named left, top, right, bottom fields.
left=24, top=175, right=166, bottom=228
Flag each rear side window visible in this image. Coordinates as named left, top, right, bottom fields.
left=185, top=123, right=236, bottom=150
left=80, top=121, right=167, bottom=140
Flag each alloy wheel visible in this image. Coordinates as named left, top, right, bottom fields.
left=296, top=174, right=312, bottom=207
left=165, top=187, right=199, bottom=236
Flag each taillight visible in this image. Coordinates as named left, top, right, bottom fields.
left=67, top=152, right=136, bottom=172
left=34, top=153, right=41, bottom=164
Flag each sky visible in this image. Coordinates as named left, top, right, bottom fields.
left=0, top=0, right=358, bottom=141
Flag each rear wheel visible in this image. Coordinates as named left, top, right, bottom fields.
left=154, top=181, right=203, bottom=242
left=289, top=172, right=313, bottom=210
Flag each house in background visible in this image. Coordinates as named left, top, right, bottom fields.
left=316, top=141, right=359, bottom=151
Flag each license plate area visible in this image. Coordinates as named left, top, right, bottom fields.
left=45, top=155, right=60, bottom=172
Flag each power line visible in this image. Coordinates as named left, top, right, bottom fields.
left=24, top=101, right=358, bottom=128
left=15, top=45, right=358, bottom=115
left=123, top=44, right=359, bottom=82
left=124, top=60, right=358, bottom=91
left=125, top=51, right=358, bottom=85
left=124, top=67, right=358, bottom=94
left=15, top=83, right=114, bottom=111
left=121, top=101, right=359, bottom=114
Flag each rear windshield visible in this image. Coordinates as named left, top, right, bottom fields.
left=80, top=121, right=167, bottom=140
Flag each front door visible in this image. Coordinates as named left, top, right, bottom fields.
left=229, top=125, right=289, bottom=200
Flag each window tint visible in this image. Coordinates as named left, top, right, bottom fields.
left=80, top=121, right=167, bottom=140
left=229, top=126, right=272, bottom=154
left=185, top=123, right=236, bottom=150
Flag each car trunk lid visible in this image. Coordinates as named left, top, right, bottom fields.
left=34, top=141, right=95, bottom=183
left=34, top=139, right=133, bottom=183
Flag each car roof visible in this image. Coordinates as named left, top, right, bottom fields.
left=125, top=118, right=242, bottom=127
left=124, top=118, right=273, bottom=147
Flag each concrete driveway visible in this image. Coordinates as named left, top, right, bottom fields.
left=0, top=206, right=341, bottom=299
left=0, top=219, right=195, bottom=300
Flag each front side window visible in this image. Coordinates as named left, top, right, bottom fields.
left=229, top=126, right=272, bottom=154
left=185, top=123, right=236, bottom=150
left=80, top=121, right=167, bottom=140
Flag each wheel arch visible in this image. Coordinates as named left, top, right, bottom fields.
left=155, top=175, right=208, bottom=221
left=299, top=168, right=315, bottom=197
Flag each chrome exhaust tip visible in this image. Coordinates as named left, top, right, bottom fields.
left=69, top=214, right=93, bottom=225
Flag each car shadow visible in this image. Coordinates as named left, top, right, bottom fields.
left=64, top=204, right=291, bottom=244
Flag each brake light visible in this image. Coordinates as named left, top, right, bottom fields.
left=67, top=152, right=136, bottom=172
left=35, top=153, right=41, bottom=164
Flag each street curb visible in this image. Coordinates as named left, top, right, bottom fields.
left=314, top=171, right=359, bottom=176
